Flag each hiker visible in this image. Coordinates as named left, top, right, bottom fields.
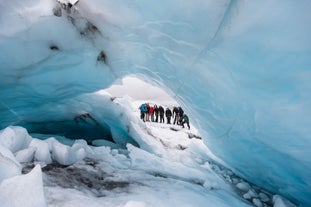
left=158, top=105, right=165, bottom=123
left=139, top=103, right=147, bottom=122
left=178, top=107, right=184, bottom=124
left=149, top=105, right=155, bottom=122
left=145, top=103, right=150, bottom=121
left=165, top=108, right=172, bottom=124
left=154, top=105, right=159, bottom=122
left=181, top=114, right=190, bottom=130
left=173, top=106, right=179, bottom=125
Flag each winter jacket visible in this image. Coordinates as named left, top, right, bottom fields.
left=165, top=108, right=172, bottom=117
left=178, top=107, right=184, bottom=117
left=149, top=107, right=154, bottom=114
left=140, top=104, right=147, bottom=113
left=154, top=107, right=159, bottom=115
left=158, top=106, right=164, bottom=115
left=173, top=107, right=179, bottom=117
left=182, top=115, right=189, bottom=122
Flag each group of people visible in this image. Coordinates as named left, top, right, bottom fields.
left=139, top=103, right=190, bottom=130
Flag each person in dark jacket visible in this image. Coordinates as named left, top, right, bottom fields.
left=178, top=107, right=184, bottom=125
left=181, top=114, right=190, bottom=130
left=158, top=105, right=165, bottom=123
left=165, top=108, right=172, bottom=124
left=154, top=105, right=159, bottom=122
left=172, top=106, right=179, bottom=125
left=145, top=103, right=150, bottom=121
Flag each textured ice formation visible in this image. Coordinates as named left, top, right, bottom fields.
left=0, top=0, right=310, bottom=206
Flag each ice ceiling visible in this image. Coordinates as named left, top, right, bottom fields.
left=0, top=0, right=310, bottom=206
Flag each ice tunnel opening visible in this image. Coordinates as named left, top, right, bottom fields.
left=29, top=74, right=192, bottom=149
left=105, top=75, right=180, bottom=106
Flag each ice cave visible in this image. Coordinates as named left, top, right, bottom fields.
left=0, top=0, right=310, bottom=206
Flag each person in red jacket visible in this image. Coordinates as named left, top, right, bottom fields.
left=149, top=105, right=155, bottom=122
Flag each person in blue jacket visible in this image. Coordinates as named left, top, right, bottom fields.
left=139, top=103, right=148, bottom=122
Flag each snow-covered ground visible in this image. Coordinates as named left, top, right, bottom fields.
left=0, top=84, right=296, bottom=206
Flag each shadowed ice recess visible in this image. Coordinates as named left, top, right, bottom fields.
left=0, top=0, right=310, bottom=206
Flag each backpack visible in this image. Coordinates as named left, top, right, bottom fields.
left=183, top=115, right=189, bottom=122
left=140, top=104, right=147, bottom=112
left=178, top=107, right=184, bottom=116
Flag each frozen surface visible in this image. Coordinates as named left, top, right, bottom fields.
left=0, top=0, right=310, bottom=206
left=0, top=165, right=47, bottom=207
left=0, top=115, right=253, bottom=207
left=0, top=145, right=21, bottom=182
left=0, top=96, right=298, bottom=207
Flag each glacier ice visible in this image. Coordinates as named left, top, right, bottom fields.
left=0, top=0, right=310, bottom=206
left=0, top=144, right=22, bottom=182
left=0, top=164, right=47, bottom=207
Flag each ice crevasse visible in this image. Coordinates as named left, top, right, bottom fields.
left=0, top=0, right=310, bottom=206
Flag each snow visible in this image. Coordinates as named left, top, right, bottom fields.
left=0, top=0, right=310, bottom=206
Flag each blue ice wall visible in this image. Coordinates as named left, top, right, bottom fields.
left=0, top=0, right=310, bottom=205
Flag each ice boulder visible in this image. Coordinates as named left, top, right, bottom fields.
left=0, top=165, right=47, bottom=207
left=0, top=126, right=31, bottom=153
left=15, top=147, right=36, bottom=163
left=51, top=139, right=89, bottom=165
left=0, top=145, right=21, bottom=182
left=236, top=181, right=251, bottom=192
left=29, top=138, right=52, bottom=164
left=273, top=195, right=296, bottom=207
